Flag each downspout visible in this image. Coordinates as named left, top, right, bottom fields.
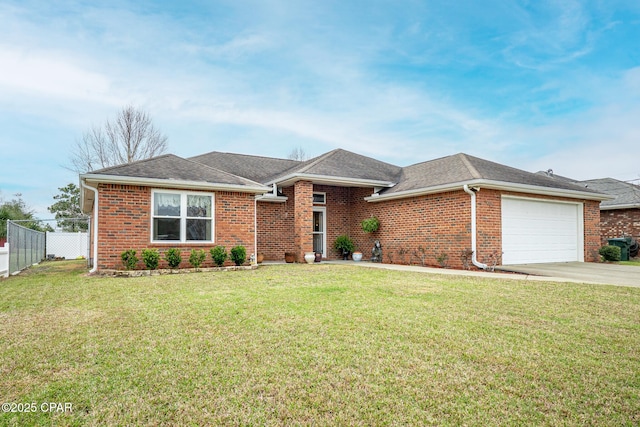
left=463, top=185, right=488, bottom=270
left=81, top=180, right=99, bottom=274
left=253, top=196, right=258, bottom=266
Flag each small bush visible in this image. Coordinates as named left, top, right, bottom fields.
left=165, top=248, right=182, bottom=269
left=230, top=245, right=247, bottom=266
left=189, top=249, right=206, bottom=269
left=599, top=245, right=621, bottom=262
left=142, top=248, right=160, bottom=270
left=436, top=252, right=449, bottom=268
left=210, top=246, right=227, bottom=267
left=121, top=249, right=138, bottom=270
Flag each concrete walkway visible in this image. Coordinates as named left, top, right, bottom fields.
left=322, top=260, right=623, bottom=286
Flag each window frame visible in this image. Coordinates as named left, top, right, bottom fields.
left=151, top=189, right=215, bottom=244
left=313, top=192, right=326, bottom=204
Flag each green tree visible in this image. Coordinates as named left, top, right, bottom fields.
left=48, top=183, right=89, bottom=232
left=0, top=193, right=50, bottom=238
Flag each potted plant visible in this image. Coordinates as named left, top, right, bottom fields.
left=284, top=252, right=296, bottom=263
left=360, top=216, right=380, bottom=233
left=334, top=235, right=355, bottom=260
left=352, top=251, right=363, bottom=262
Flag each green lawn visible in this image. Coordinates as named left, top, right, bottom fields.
left=1, top=261, right=639, bottom=426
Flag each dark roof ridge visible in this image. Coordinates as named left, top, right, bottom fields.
left=191, top=150, right=300, bottom=163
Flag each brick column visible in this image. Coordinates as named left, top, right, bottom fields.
left=294, top=180, right=314, bottom=262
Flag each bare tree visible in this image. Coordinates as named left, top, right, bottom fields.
left=287, top=146, right=308, bottom=161
left=70, top=105, right=168, bottom=172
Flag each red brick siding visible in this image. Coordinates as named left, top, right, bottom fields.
left=293, top=181, right=314, bottom=262
left=600, top=208, right=640, bottom=244
left=258, top=182, right=602, bottom=267
left=257, top=187, right=295, bottom=261
left=351, top=190, right=474, bottom=268
left=584, top=200, right=601, bottom=262
left=95, top=184, right=256, bottom=270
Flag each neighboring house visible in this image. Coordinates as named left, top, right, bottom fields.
left=578, top=178, right=640, bottom=244
left=80, top=149, right=607, bottom=271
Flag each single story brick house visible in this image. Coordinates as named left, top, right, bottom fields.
left=80, top=149, right=607, bottom=271
left=584, top=179, right=640, bottom=245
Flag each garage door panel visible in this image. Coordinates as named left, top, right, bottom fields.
left=501, top=197, right=583, bottom=265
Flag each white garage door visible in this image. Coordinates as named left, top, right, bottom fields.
left=501, top=197, right=583, bottom=265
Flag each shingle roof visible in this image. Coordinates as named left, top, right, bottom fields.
left=579, top=178, right=640, bottom=208
left=87, top=154, right=265, bottom=188
left=83, top=149, right=607, bottom=200
left=189, top=151, right=301, bottom=183
left=269, top=149, right=403, bottom=184
left=382, top=153, right=600, bottom=195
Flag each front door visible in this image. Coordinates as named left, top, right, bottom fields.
left=313, top=208, right=326, bottom=258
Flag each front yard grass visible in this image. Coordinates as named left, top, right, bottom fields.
left=1, top=260, right=639, bottom=426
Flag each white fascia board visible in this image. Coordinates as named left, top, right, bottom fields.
left=600, top=203, right=640, bottom=210
left=268, top=173, right=395, bottom=189
left=81, top=174, right=271, bottom=194
left=256, top=194, right=288, bottom=203
left=365, top=179, right=611, bottom=203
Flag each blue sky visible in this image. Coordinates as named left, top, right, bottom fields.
left=2, top=0, right=640, bottom=218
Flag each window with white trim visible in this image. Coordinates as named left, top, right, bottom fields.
left=313, top=192, right=326, bottom=204
left=152, top=190, right=214, bottom=242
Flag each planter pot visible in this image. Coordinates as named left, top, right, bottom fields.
left=304, top=252, right=315, bottom=264
left=352, top=252, right=363, bottom=262
left=314, top=252, right=322, bottom=263
left=257, top=253, right=264, bottom=264
left=284, top=252, right=295, bottom=263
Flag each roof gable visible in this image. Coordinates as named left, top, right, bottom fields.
left=189, top=151, right=301, bottom=183
left=268, top=149, right=403, bottom=185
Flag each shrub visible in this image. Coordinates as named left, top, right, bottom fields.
left=333, top=235, right=355, bottom=255
left=210, top=246, right=227, bottom=267
left=599, top=245, right=621, bottom=262
left=189, top=249, right=206, bottom=269
left=360, top=216, right=380, bottom=233
left=120, top=249, right=138, bottom=270
left=230, top=245, right=247, bottom=266
left=436, top=252, right=449, bottom=268
left=165, top=248, right=182, bottom=269
left=142, top=248, right=160, bottom=270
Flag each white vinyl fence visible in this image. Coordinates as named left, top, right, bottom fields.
left=0, top=243, right=8, bottom=278
left=46, top=232, right=89, bottom=260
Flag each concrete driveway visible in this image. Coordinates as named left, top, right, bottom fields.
left=496, top=262, right=639, bottom=287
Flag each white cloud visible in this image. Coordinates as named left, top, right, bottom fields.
left=0, top=46, right=114, bottom=102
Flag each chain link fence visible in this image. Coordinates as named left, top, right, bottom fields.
left=6, top=220, right=46, bottom=275
left=4, top=218, right=91, bottom=276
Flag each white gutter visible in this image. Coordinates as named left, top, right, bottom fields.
left=81, top=174, right=270, bottom=194
left=81, top=181, right=99, bottom=274
left=365, top=179, right=610, bottom=203
left=268, top=173, right=395, bottom=189
left=463, top=185, right=488, bottom=270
